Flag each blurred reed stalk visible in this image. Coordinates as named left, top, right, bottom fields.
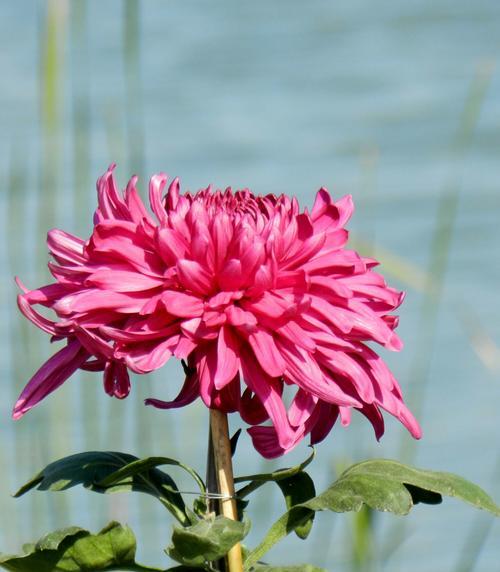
left=313, top=142, right=382, bottom=572
left=124, top=0, right=144, bottom=181
left=71, top=1, right=91, bottom=225
left=70, top=0, right=103, bottom=454
left=38, top=0, right=71, bottom=531
left=453, top=454, right=500, bottom=572
left=382, top=63, right=494, bottom=567
left=122, top=0, right=153, bottom=456
left=399, top=61, right=494, bottom=461
left=4, top=151, right=25, bottom=547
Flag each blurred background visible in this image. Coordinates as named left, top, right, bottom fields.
left=1, top=1, right=499, bottom=570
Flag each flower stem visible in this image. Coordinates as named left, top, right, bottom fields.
left=209, top=409, right=244, bottom=572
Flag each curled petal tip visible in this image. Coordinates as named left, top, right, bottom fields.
left=15, top=277, right=28, bottom=293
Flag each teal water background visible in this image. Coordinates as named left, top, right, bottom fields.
left=1, top=1, right=499, bottom=570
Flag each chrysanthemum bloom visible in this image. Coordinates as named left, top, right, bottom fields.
left=14, top=165, right=421, bottom=458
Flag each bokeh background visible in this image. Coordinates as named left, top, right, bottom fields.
left=1, top=1, right=499, bottom=570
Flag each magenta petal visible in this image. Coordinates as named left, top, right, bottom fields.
left=218, top=259, right=244, bottom=291
left=248, top=330, right=286, bottom=377
left=176, top=259, right=213, bottom=295
left=214, top=327, right=240, bottom=390
left=240, top=388, right=269, bottom=424
left=13, top=340, right=88, bottom=419
left=149, top=173, right=168, bottom=224
left=278, top=340, right=361, bottom=407
left=86, top=269, right=164, bottom=292
left=240, top=349, right=295, bottom=451
left=123, top=339, right=175, bottom=373
left=288, top=389, right=317, bottom=427
left=17, top=295, right=61, bottom=335
left=157, top=227, right=187, bottom=263
left=47, top=229, right=86, bottom=265
left=310, top=402, right=340, bottom=444
left=248, top=425, right=305, bottom=459
left=161, top=290, right=204, bottom=318
left=103, top=361, right=131, bottom=399
left=145, top=370, right=199, bottom=410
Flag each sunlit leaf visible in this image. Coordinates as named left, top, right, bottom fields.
left=0, top=521, right=161, bottom=572
left=245, top=459, right=500, bottom=568
left=249, top=566, right=326, bottom=572
left=167, top=515, right=249, bottom=568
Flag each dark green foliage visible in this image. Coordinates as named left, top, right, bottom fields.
left=15, top=451, right=206, bottom=526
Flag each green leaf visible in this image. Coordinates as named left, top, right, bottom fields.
left=15, top=451, right=192, bottom=526
left=0, top=521, right=162, bottom=572
left=249, top=566, right=326, bottom=572
left=336, top=459, right=500, bottom=515
left=230, top=429, right=242, bottom=457
left=276, top=472, right=316, bottom=540
left=235, top=451, right=316, bottom=538
left=245, top=459, right=500, bottom=568
left=236, top=448, right=315, bottom=499
left=167, top=515, right=249, bottom=568
left=97, top=456, right=206, bottom=494
left=166, top=568, right=206, bottom=571
left=235, top=448, right=315, bottom=486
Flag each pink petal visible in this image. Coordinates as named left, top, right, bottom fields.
left=74, top=326, right=114, bottom=359
left=103, top=361, right=131, bottom=399
left=225, top=305, right=257, bottom=328
left=165, top=177, right=181, bottom=210
left=214, top=327, right=240, bottom=390
left=86, top=269, right=164, bottom=292
left=275, top=321, right=316, bottom=352
left=122, top=338, right=176, bottom=373
left=149, top=173, right=168, bottom=224
left=54, top=289, right=147, bottom=315
left=316, top=346, right=375, bottom=403
left=240, top=347, right=295, bottom=451
left=218, top=259, right=244, bottom=291
left=212, top=212, right=233, bottom=269
left=161, top=290, right=204, bottom=317
left=239, top=388, right=269, bottom=424
left=12, top=340, right=88, bottom=419
left=310, top=402, right=340, bottom=444
left=247, top=330, right=286, bottom=377
left=176, top=259, right=213, bottom=295
left=157, top=227, right=188, bottom=264
left=277, top=340, right=361, bottom=407
left=145, top=370, right=199, bottom=410
left=17, top=295, right=61, bottom=335
left=247, top=425, right=304, bottom=459
left=47, top=229, right=86, bottom=265
left=288, top=389, right=318, bottom=427
left=89, top=221, right=164, bottom=275
left=96, top=166, right=129, bottom=221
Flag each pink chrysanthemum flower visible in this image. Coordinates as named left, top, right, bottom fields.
left=14, top=165, right=421, bottom=458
